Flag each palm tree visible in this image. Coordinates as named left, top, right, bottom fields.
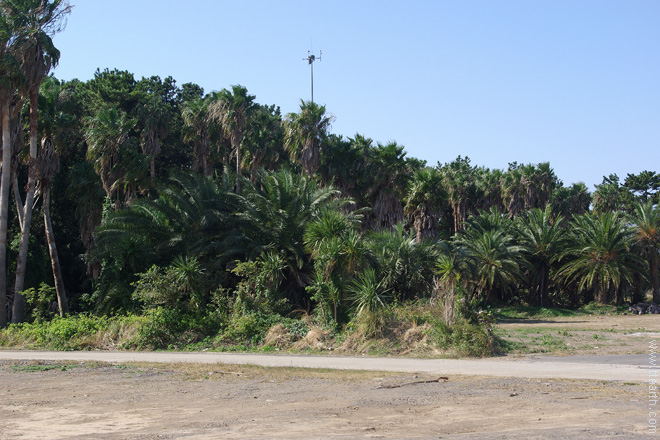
left=501, top=163, right=525, bottom=217
left=138, top=94, right=168, bottom=181
left=208, top=85, right=255, bottom=191
left=475, top=167, right=503, bottom=212
left=550, top=182, right=591, bottom=219
left=181, top=96, right=212, bottom=177
left=242, top=103, right=285, bottom=175
left=632, top=202, right=660, bottom=303
left=368, top=223, right=437, bottom=301
left=10, top=0, right=71, bottom=323
left=36, top=136, right=68, bottom=315
left=95, top=172, right=242, bottom=270
left=0, top=8, right=22, bottom=327
left=93, top=172, right=243, bottom=313
left=404, top=167, right=444, bottom=241
left=304, top=207, right=366, bottom=322
left=366, top=141, right=412, bottom=230
left=458, top=211, right=525, bottom=303
left=320, top=134, right=369, bottom=199
left=435, top=240, right=473, bottom=325
left=84, top=106, right=137, bottom=204
left=28, top=75, right=74, bottom=316
left=237, top=170, right=343, bottom=298
left=558, top=212, right=641, bottom=304
left=439, top=156, right=478, bottom=234
left=284, top=100, right=334, bottom=176
left=517, top=206, right=566, bottom=307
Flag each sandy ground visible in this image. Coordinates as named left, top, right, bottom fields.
left=0, top=313, right=657, bottom=439
left=0, top=360, right=653, bottom=440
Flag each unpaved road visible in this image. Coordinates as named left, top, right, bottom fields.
left=0, top=313, right=657, bottom=439
left=0, top=356, right=652, bottom=440
left=0, top=349, right=650, bottom=381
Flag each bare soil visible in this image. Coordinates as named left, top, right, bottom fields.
left=0, top=313, right=657, bottom=439
left=496, top=313, right=659, bottom=356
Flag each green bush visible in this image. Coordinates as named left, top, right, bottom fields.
left=131, top=307, right=223, bottom=350
left=431, top=321, right=500, bottom=357
left=22, top=283, right=57, bottom=322
left=221, top=312, right=282, bottom=345
left=0, top=314, right=110, bottom=350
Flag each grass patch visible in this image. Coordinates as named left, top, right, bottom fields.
left=11, top=363, right=74, bottom=372
left=492, top=303, right=628, bottom=321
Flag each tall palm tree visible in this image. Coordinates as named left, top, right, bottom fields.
left=475, top=167, right=504, bottom=212
left=404, top=167, right=444, bottom=241
left=0, top=7, right=22, bottom=327
left=10, top=0, right=70, bottom=322
left=558, top=212, right=641, bottom=304
left=284, top=100, right=334, bottom=176
left=632, top=202, right=660, bottom=303
left=181, top=96, right=212, bottom=177
left=366, top=141, right=412, bottom=230
left=84, top=105, right=137, bottom=203
left=138, top=94, right=168, bottom=181
left=36, top=136, right=68, bottom=315
left=242, top=103, right=284, bottom=175
left=550, top=182, right=591, bottom=219
left=439, top=156, right=478, bottom=234
left=208, top=85, right=255, bottom=191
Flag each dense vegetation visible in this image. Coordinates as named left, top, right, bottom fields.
left=0, top=1, right=658, bottom=354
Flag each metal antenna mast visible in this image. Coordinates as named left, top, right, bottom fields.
left=304, top=50, right=321, bottom=102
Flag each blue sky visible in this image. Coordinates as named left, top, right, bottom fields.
left=51, top=0, right=659, bottom=190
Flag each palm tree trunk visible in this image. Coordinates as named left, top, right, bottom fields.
left=445, top=282, right=456, bottom=326
left=235, top=140, right=241, bottom=193
left=651, top=253, right=659, bottom=304
left=0, top=105, right=11, bottom=327
left=597, top=281, right=608, bottom=305
left=539, top=263, right=550, bottom=307
left=150, top=154, right=155, bottom=182
left=43, top=187, right=68, bottom=316
left=12, top=88, right=39, bottom=323
left=12, top=175, right=23, bottom=231
left=0, top=102, right=11, bottom=328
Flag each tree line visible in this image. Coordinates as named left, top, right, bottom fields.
left=1, top=1, right=659, bottom=329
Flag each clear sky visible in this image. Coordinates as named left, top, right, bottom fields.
left=51, top=0, right=659, bottom=190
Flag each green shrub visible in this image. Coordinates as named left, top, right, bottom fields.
left=221, top=312, right=282, bottom=345
left=22, top=283, right=57, bottom=322
left=0, top=315, right=110, bottom=350
left=431, top=321, right=500, bottom=357
left=131, top=307, right=223, bottom=350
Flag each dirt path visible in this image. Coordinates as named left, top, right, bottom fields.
left=0, top=358, right=652, bottom=440
left=0, top=349, right=649, bottom=381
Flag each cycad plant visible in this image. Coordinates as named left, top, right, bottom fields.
left=368, top=223, right=437, bottom=301
left=631, top=202, right=660, bottom=303
left=457, top=210, right=526, bottom=304
left=558, top=212, right=642, bottom=304
left=236, top=169, right=346, bottom=307
left=517, top=206, right=567, bottom=307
